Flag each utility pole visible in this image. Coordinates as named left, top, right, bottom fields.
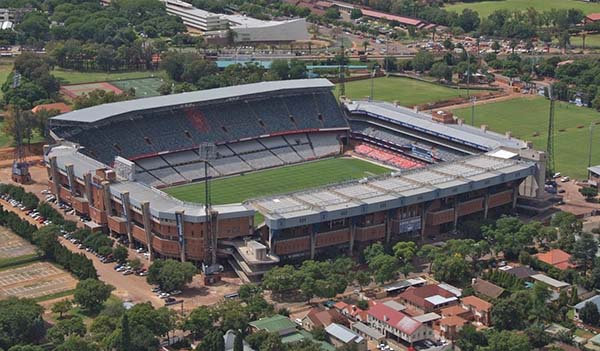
left=546, top=87, right=556, bottom=177
left=338, top=41, right=346, bottom=99
left=589, top=122, right=596, bottom=168
left=470, top=96, right=476, bottom=126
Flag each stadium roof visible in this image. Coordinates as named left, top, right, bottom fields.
left=51, top=79, right=334, bottom=124
left=250, top=153, right=536, bottom=229
left=345, top=101, right=527, bottom=151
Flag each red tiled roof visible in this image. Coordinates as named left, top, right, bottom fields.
left=587, top=13, right=600, bottom=21
left=440, top=315, right=467, bottom=327
left=315, top=1, right=333, bottom=8
left=535, top=249, right=576, bottom=270
left=368, top=303, right=422, bottom=335
left=399, top=285, right=457, bottom=310
left=334, top=301, right=349, bottom=310
left=306, top=308, right=344, bottom=328
left=31, top=102, right=72, bottom=114
left=440, top=305, right=469, bottom=317
left=360, top=8, right=423, bottom=26
left=461, top=296, right=492, bottom=312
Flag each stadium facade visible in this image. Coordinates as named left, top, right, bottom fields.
left=45, top=79, right=543, bottom=280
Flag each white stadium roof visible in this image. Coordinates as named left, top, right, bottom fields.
left=51, top=79, right=334, bottom=124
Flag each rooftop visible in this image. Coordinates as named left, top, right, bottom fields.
left=575, top=294, right=600, bottom=311
left=51, top=79, right=333, bottom=124
left=249, top=315, right=297, bottom=334
left=504, top=266, right=537, bottom=279
left=461, top=295, right=492, bottom=312
left=345, top=100, right=527, bottom=151
left=472, top=278, right=504, bottom=299
left=325, top=323, right=364, bottom=344
left=351, top=322, right=385, bottom=340
left=535, top=249, right=575, bottom=270
left=368, top=303, right=422, bottom=335
left=589, top=165, right=600, bottom=176
left=531, top=274, right=570, bottom=289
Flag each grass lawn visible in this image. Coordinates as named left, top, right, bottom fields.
left=452, top=96, right=600, bottom=179
left=446, top=0, right=600, bottom=18
left=165, top=158, right=391, bottom=204
left=52, top=69, right=165, bottom=85
left=569, top=34, right=600, bottom=48
left=0, top=62, right=12, bottom=100
left=0, top=254, right=39, bottom=269
left=337, top=77, right=489, bottom=107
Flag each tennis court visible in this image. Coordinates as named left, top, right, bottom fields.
left=60, top=82, right=123, bottom=99
left=110, top=77, right=163, bottom=98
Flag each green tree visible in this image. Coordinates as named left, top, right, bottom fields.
left=412, top=50, right=434, bottom=72
left=369, top=254, right=398, bottom=284
left=350, top=8, right=362, bottom=20
left=112, top=245, right=129, bottom=264
left=392, top=241, right=417, bottom=263
left=0, top=298, right=45, bottom=349
left=483, top=330, right=531, bottom=351
left=73, top=279, right=114, bottom=313
left=52, top=299, right=73, bottom=319
left=197, top=330, right=224, bottom=351
left=580, top=187, right=598, bottom=200
left=572, top=232, right=597, bottom=271
left=146, top=259, right=197, bottom=292
left=580, top=301, right=600, bottom=326
left=55, top=336, right=100, bottom=351
left=120, top=313, right=131, bottom=351
left=47, top=316, right=86, bottom=344
left=234, top=330, right=244, bottom=351
left=430, top=62, right=452, bottom=82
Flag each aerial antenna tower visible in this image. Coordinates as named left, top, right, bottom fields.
left=11, top=73, right=30, bottom=184
left=546, top=86, right=556, bottom=177
left=338, top=40, right=346, bottom=99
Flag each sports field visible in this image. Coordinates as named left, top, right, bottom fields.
left=165, top=158, right=391, bottom=204
left=446, top=0, right=600, bottom=18
left=52, top=69, right=165, bottom=85
left=452, top=96, right=600, bottom=179
left=338, top=77, right=492, bottom=107
left=111, top=77, right=163, bottom=98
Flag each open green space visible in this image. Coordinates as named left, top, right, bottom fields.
left=337, top=77, right=491, bottom=107
left=0, top=254, right=40, bottom=269
left=568, top=34, right=600, bottom=48
left=111, top=77, right=164, bottom=98
left=446, top=0, right=600, bottom=18
left=0, top=119, right=46, bottom=147
left=165, top=158, right=391, bottom=204
left=52, top=69, right=165, bottom=85
left=452, top=96, right=600, bottom=179
left=0, top=63, right=12, bottom=99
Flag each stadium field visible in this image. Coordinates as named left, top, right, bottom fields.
left=52, top=69, right=166, bottom=85
left=337, top=77, right=493, bottom=107
left=452, top=96, right=600, bottom=179
left=445, top=0, right=600, bottom=18
left=164, top=157, right=391, bottom=204
left=110, top=77, right=163, bottom=98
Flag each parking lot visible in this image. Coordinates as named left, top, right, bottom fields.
left=0, top=226, right=37, bottom=259
left=0, top=262, right=77, bottom=300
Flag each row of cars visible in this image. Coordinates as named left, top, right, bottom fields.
left=150, top=286, right=182, bottom=305
left=114, top=262, right=148, bottom=276
left=1, top=193, right=53, bottom=226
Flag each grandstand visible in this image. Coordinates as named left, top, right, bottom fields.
left=44, top=78, right=543, bottom=279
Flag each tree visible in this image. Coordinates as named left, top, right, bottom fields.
left=455, top=325, right=486, bottom=351
left=573, top=232, right=597, bottom=271
left=120, top=313, right=131, bottom=351
left=0, top=298, right=45, bottom=350
left=146, top=259, right=197, bottom=292
left=430, top=62, right=452, bottom=82
left=412, top=50, right=434, bottom=72
left=368, top=254, right=398, bottom=284
left=350, top=8, right=362, bottom=20
left=491, top=41, right=501, bottom=53
left=234, top=330, right=244, bottom=351
left=432, top=254, right=471, bottom=285
left=484, top=330, right=531, bottom=351
left=52, top=299, right=73, bottom=319
left=580, top=301, right=600, bottom=326
left=456, top=9, right=480, bottom=32
left=47, top=316, right=86, bottom=344
left=113, top=245, right=129, bottom=264
left=491, top=297, right=525, bottom=330
left=269, top=60, right=290, bottom=80
left=197, top=330, right=224, bottom=351
left=352, top=270, right=371, bottom=290
left=580, top=187, right=598, bottom=201
left=392, top=241, right=417, bottom=263
left=73, top=279, right=114, bottom=313
left=262, top=265, right=300, bottom=295
left=184, top=306, right=214, bottom=338
left=55, top=336, right=100, bottom=351
left=356, top=299, right=369, bottom=310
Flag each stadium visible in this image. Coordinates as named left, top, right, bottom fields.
left=45, top=78, right=544, bottom=281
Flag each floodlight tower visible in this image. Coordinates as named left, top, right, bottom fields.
left=199, top=142, right=217, bottom=264
left=546, top=86, right=556, bottom=177
left=10, top=73, right=31, bottom=184
left=338, top=40, right=346, bottom=99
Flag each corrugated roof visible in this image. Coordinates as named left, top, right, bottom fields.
left=325, top=323, right=363, bottom=344
left=360, top=8, right=423, bottom=26
left=368, top=304, right=422, bottom=335
left=52, top=79, right=334, bottom=124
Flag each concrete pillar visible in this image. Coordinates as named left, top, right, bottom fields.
left=512, top=185, right=518, bottom=209
left=65, top=164, right=75, bottom=195
left=310, top=224, right=317, bottom=260
left=484, top=191, right=490, bottom=219
left=385, top=210, right=393, bottom=244
left=421, top=203, right=429, bottom=241
left=141, top=201, right=154, bottom=260
left=83, top=173, right=93, bottom=205
left=453, top=197, right=459, bottom=230
left=120, top=191, right=133, bottom=248
left=349, top=217, right=356, bottom=255
left=176, top=211, right=186, bottom=262
left=101, top=181, right=112, bottom=215
left=49, top=157, right=60, bottom=197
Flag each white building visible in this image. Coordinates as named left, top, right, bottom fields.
left=164, top=0, right=309, bottom=42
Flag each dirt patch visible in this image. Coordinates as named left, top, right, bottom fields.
left=0, top=262, right=77, bottom=300
left=0, top=226, right=37, bottom=259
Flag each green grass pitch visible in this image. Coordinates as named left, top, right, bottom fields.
left=164, top=158, right=391, bottom=204
left=110, top=78, right=164, bottom=98
left=445, top=0, right=600, bottom=18
left=337, top=77, right=492, bottom=107
left=452, top=96, right=600, bottom=180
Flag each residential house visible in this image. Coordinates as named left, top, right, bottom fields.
left=471, top=278, right=505, bottom=300
left=351, top=322, right=385, bottom=343
left=585, top=13, right=600, bottom=24
left=367, top=303, right=432, bottom=344
left=574, top=295, right=600, bottom=321
left=461, top=296, right=492, bottom=326
left=439, top=316, right=467, bottom=340
left=302, top=308, right=345, bottom=331
left=504, top=266, right=537, bottom=280
left=249, top=315, right=335, bottom=350
left=334, top=301, right=371, bottom=323
left=224, top=330, right=255, bottom=351
left=535, top=249, right=577, bottom=270
left=398, top=284, right=461, bottom=314
left=531, top=274, right=570, bottom=293
left=325, top=323, right=367, bottom=351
